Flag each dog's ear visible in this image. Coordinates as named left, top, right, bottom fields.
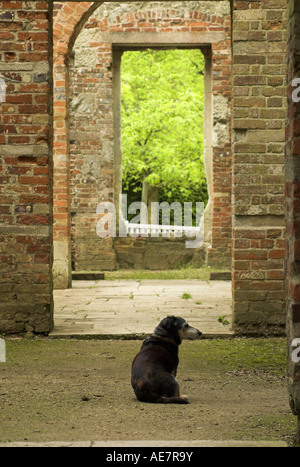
left=166, top=316, right=177, bottom=329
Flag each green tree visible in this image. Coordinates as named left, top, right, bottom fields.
left=121, top=48, right=207, bottom=223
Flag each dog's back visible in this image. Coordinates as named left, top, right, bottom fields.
left=131, top=336, right=185, bottom=403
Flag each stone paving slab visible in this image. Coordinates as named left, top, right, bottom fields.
left=0, top=440, right=287, bottom=447
left=52, top=280, right=233, bottom=337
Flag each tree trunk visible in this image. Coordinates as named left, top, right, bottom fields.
left=141, top=177, right=148, bottom=224
left=141, top=178, right=159, bottom=224
left=148, top=184, right=159, bottom=224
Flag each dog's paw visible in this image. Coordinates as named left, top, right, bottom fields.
left=181, top=395, right=189, bottom=404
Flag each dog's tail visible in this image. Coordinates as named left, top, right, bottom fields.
left=157, top=395, right=189, bottom=404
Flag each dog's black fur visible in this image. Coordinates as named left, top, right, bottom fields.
left=131, top=316, right=202, bottom=404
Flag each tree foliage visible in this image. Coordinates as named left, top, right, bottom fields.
left=121, top=48, right=208, bottom=215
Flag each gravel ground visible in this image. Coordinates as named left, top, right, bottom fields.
left=0, top=337, right=297, bottom=445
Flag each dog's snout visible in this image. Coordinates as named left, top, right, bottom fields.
left=194, top=328, right=202, bottom=339
left=184, top=326, right=202, bottom=340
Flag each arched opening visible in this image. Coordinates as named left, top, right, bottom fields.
left=62, top=1, right=231, bottom=275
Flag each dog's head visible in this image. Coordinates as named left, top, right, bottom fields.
left=154, top=316, right=202, bottom=345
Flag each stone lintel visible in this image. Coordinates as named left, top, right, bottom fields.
left=98, top=31, right=226, bottom=48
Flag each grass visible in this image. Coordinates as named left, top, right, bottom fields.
left=182, top=337, right=288, bottom=375
left=2, top=336, right=287, bottom=374
left=181, top=292, right=192, bottom=300
left=218, top=315, right=230, bottom=326
left=104, top=266, right=229, bottom=281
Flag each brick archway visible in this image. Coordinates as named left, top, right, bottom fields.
left=52, top=1, right=100, bottom=288
left=54, top=0, right=232, bottom=285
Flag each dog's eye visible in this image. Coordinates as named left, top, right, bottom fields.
left=184, top=323, right=189, bottom=329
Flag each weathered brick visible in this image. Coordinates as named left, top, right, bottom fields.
left=0, top=0, right=53, bottom=335
left=17, top=214, right=49, bottom=225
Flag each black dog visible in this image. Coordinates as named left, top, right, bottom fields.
left=131, top=316, right=202, bottom=404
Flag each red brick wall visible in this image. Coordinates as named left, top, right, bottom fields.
left=0, top=0, right=53, bottom=333
left=208, top=144, right=232, bottom=266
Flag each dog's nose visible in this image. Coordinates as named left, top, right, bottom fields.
left=197, top=330, right=202, bottom=337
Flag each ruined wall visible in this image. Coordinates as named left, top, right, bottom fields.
left=0, top=0, right=289, bottom=338
left=231, top=0, right=287, bottom=335
left=0, top=0, right=53, bottom=333
left=286, top=0, right=300, bottom=442
left=68, top=1, right=232, bottom=272
left=114, top=235, right=206, bottom=270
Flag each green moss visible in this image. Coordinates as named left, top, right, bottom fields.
left=182, top=338, right=287, bottom=375
left=104, top=267, right=228, bottom=281
left=3, top=336, right=287, bottom=377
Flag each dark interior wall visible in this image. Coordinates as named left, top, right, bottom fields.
left=286, top=0, right=300, bottom=441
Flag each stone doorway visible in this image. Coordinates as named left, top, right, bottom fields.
left=113, top=45, right=212, bottom=270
